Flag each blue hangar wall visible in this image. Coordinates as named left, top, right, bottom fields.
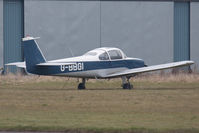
left=1, top=0, right=199, bottom=73
left=3, top=0, right=24, bottom=73
left=0, top=1, right=2, bottom=69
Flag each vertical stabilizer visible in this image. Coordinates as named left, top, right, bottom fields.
left=22, top=36, right=46, bottom=73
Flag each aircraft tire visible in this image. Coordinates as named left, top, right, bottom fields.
left=122, top=83, right=132, bottom=90
left=78, top=83, right=86, bottom=90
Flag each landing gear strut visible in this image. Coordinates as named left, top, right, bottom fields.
left=78, top=78, right=86, bottom=90
left=122, top=76, right=133, bottom=89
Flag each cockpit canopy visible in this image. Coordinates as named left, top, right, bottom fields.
left=99, top=52, right=109, bottom=60
left=84, top=52, right=98, bottom=56
left=84, top=47, right=127, bottom=61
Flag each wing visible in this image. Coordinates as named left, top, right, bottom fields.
left=6, top=62, right=26, bottom=68
left=105, top=61, right=194, bottom=78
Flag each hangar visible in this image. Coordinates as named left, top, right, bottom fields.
left=0, top=0, right=199, bottom=73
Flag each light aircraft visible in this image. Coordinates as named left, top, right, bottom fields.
left=7, top=36, right=194, bottom=89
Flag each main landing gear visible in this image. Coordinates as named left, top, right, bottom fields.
left=122, top=76, right=133, bottom=89
left=77, top=77, right=133, bottom=90
left=78, top=78, right=86, bottom=90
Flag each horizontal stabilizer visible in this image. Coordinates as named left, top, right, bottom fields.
left=37, top=62, right=76, bottom=66
left=105, top=61, right=194, bottom=78
left=22, top=36, right=40, bottom=41
left=6, top=62, right=26, bottom=68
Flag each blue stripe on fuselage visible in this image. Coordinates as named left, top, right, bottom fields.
left=28, top=59, right=145, bottom=75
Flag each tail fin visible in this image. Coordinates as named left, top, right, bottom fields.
left=23, top=36, right=46, bottom=73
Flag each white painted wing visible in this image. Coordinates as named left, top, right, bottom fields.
left=37, top=62, right=76, bottom=66
left=105, top=61, right=194, bottom=78
left=6, top=62, right=26, bottom=68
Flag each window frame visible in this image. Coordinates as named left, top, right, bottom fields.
left=107, top=50, right=123, bottom=60
left=98, top=51, right=110, bottom=61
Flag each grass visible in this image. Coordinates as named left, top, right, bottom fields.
left=0, top=74, right=199, bottom=133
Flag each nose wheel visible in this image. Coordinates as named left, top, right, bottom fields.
left=122, top=76, right=133, bottom=89
left=78, top=78, right=86, bottom=90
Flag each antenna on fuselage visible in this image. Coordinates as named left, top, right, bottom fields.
left=67, top=46, right=74, bottom=57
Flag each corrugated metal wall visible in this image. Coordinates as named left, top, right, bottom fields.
left=100, top=2, right=173, bottom=65
left=25, top=1, right=173, bottom=66
left=3, top=0, right=24, bottom=73
left=191, top=2, right=199, bottom=70
left=174, top=2, right=190, bottom=62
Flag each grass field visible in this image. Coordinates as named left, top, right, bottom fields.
left=0, top=74, right=199, bottom=133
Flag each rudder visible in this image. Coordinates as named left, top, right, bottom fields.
left=22, top=36, right=46, bottom=73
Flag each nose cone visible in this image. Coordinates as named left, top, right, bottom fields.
left=135, top=58, right=146, bottom=67
left=138, top=59, right=147, bottom=67
left=141, top=60, right=147, bottom=67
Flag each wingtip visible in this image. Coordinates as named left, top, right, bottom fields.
left=186, top=60, right=194, bottom=64
left=177, top=60, right=194, bottom=65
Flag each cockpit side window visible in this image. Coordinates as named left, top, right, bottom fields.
left=108, top=50, right=123, bottom=60
left=99, top=52, right=109, bottom=60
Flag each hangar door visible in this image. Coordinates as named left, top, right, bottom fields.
left=3, top=0, right=24, bottom=73
left=25, top=1, right=173, bottom=65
